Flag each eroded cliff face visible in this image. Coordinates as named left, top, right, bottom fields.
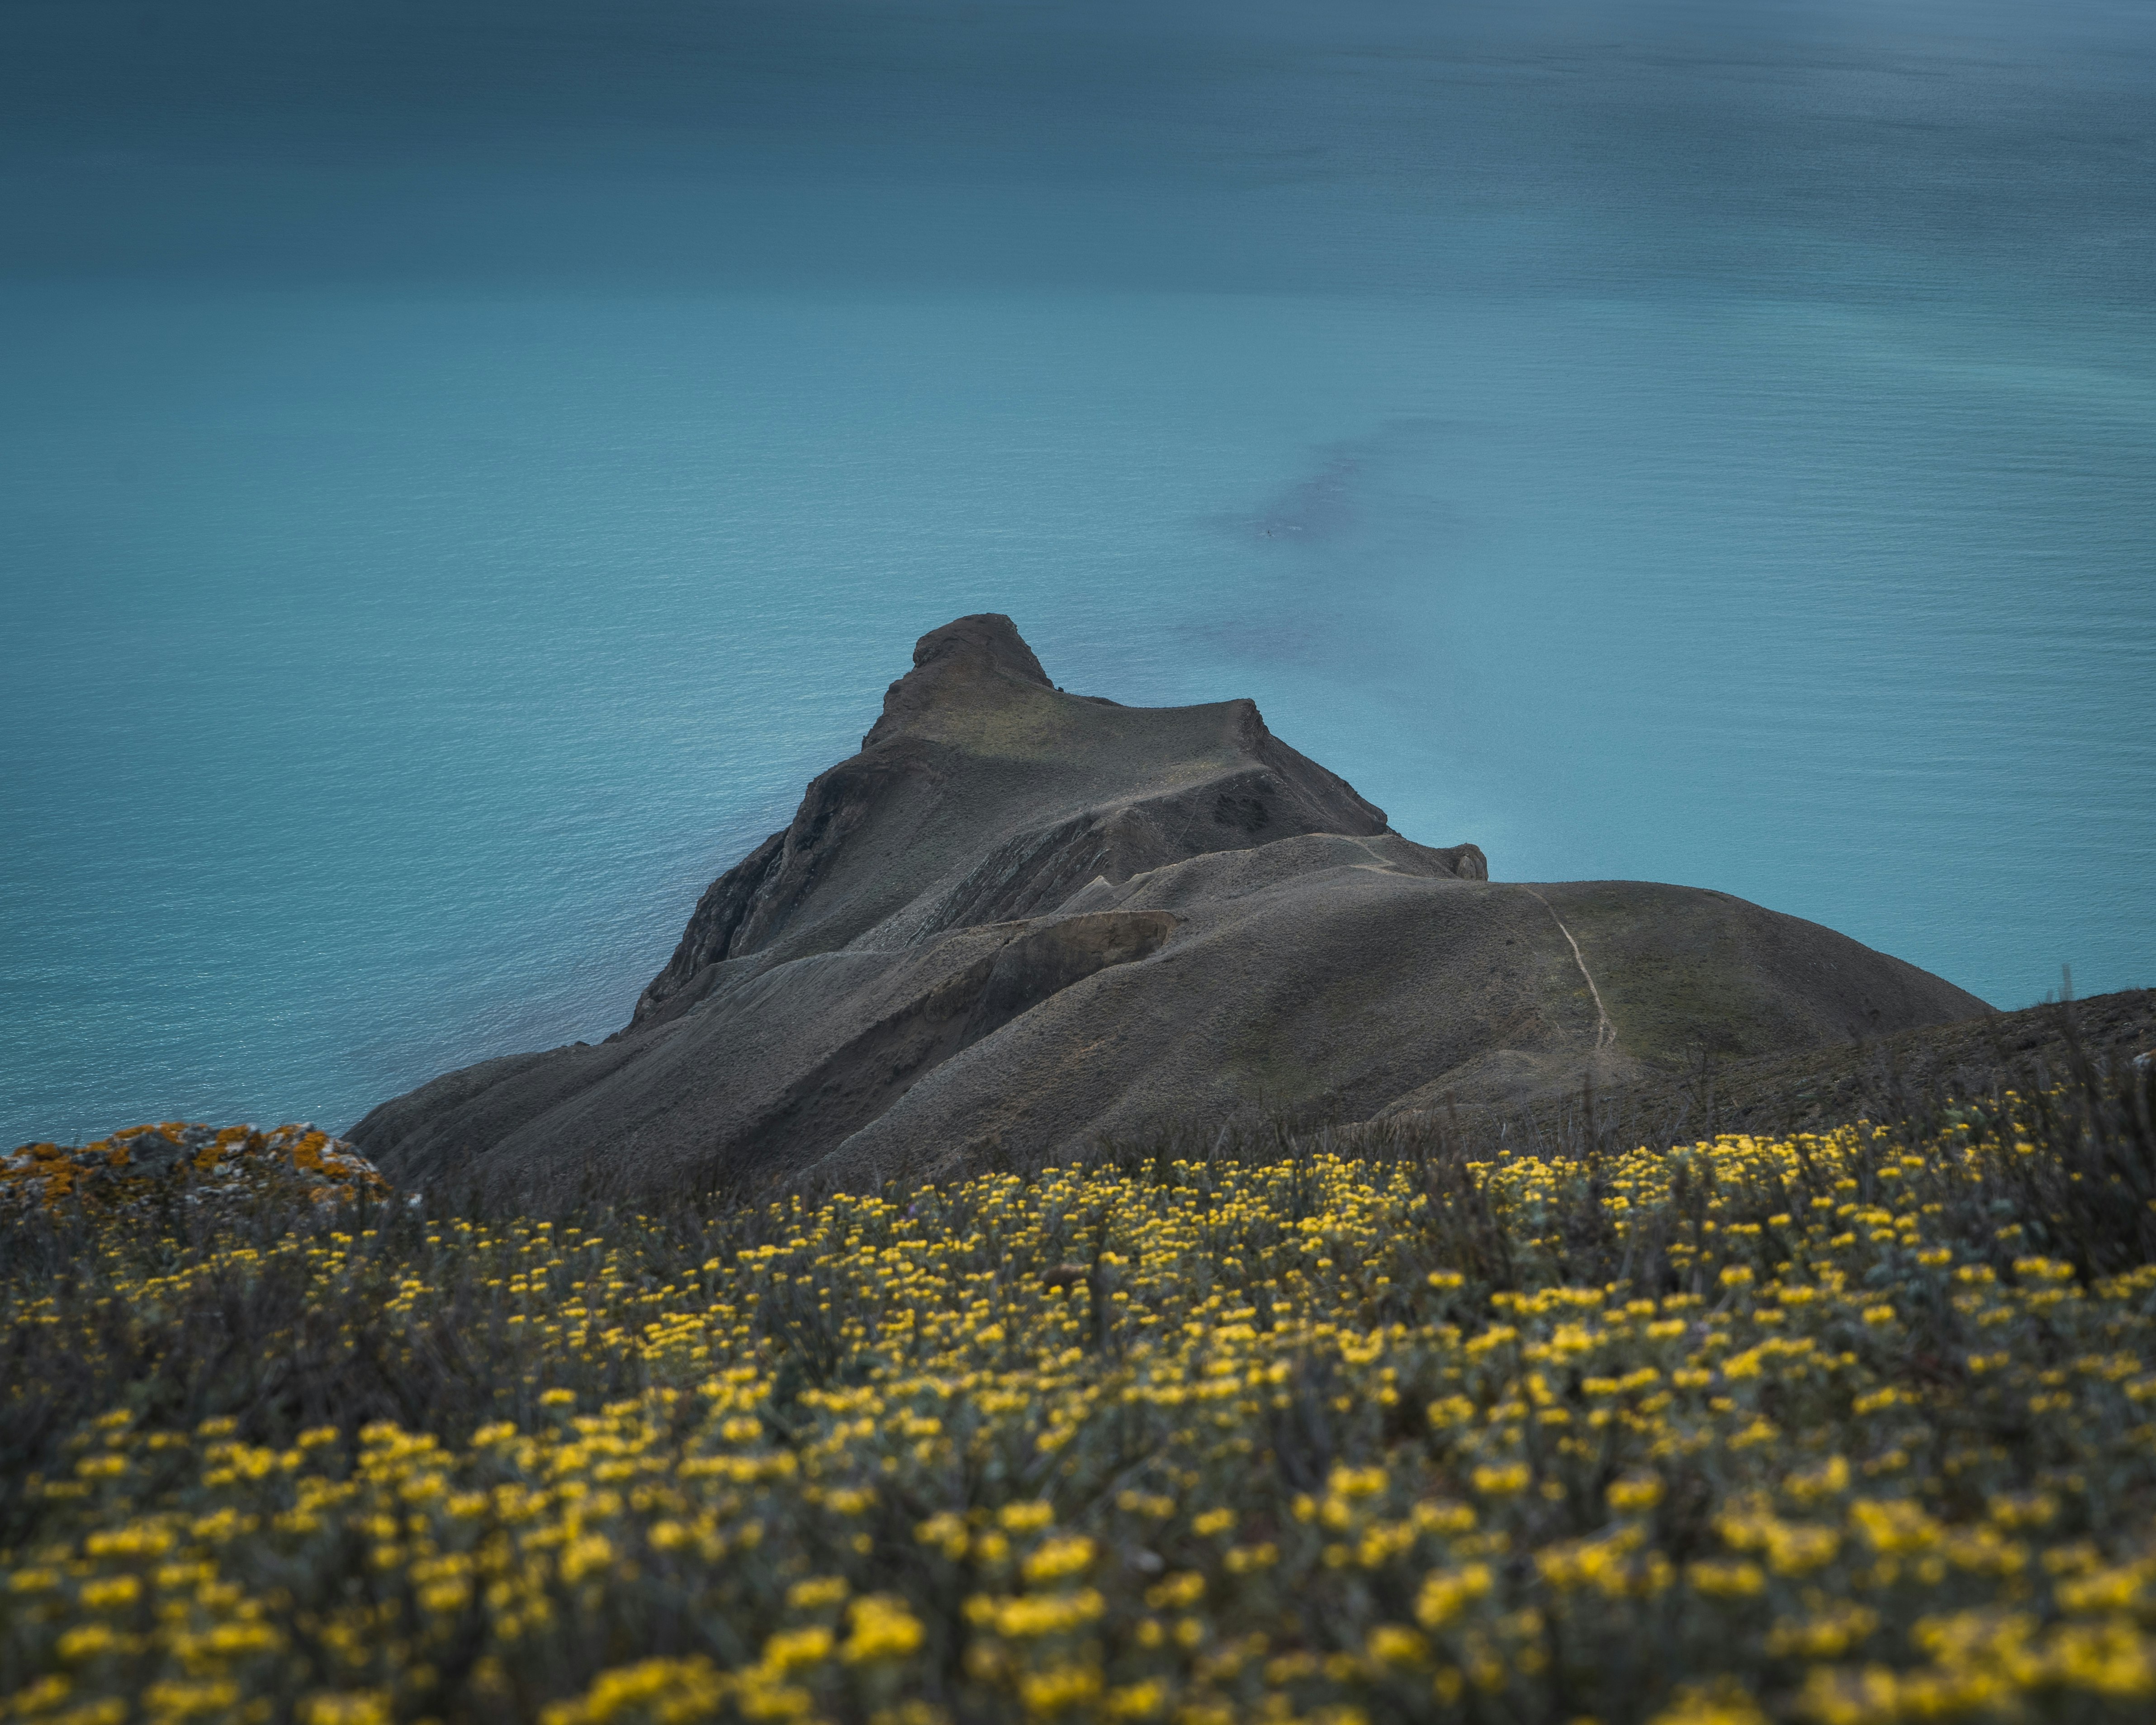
left=352, top=614, right=1981, bottom=1204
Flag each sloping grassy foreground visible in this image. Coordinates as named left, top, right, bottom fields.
left=5, top=1070, right=2156, bottom=1725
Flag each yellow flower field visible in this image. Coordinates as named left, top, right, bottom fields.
left=5, top=1077, right=2156, bottom=1725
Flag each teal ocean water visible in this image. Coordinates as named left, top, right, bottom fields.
left=4, top=0, right=2153, bottom=1145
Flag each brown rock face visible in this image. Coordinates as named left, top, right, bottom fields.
left=351, top=614, right=1986, bottom=1202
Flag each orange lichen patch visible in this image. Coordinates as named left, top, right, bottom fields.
left=289, top=1129, right=334, bottom=1172
left=0, top=1121, right=390, bottom=1215
left=7, top=1143, right=88, bottom=1207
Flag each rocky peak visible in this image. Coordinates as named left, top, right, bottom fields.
left=862, top=613, right=1054, bottom=750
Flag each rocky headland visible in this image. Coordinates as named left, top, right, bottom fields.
left=351, top=614, right=1991, bottom=1202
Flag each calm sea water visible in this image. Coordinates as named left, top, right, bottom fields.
left=4, top=0, right=2152, bottom=1145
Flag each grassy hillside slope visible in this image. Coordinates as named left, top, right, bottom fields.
left=3, top=995, right=2153, bottom=1725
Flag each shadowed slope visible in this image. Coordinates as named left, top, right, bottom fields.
left=352, top=616, right=1987, bottom=1201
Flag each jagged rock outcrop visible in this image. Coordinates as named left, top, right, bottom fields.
left=3, top=1122, right=388, bottom=1214
left=352, top=615, right=1988, bottom=1201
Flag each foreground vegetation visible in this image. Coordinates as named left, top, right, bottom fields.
left=5, top=1032, right=2155, bottom=1725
